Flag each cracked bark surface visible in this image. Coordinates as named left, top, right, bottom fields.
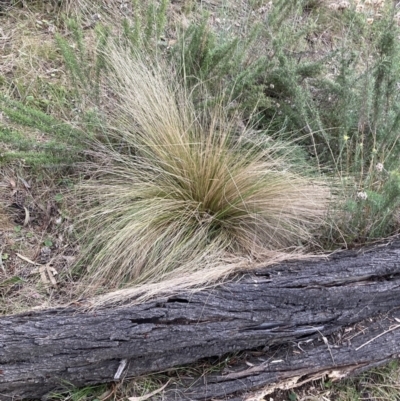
left=162, top=314, right=400, bottom=400
left=1, top=240, right=400, bottom=399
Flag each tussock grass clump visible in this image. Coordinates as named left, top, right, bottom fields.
left=76, top=47, right=330, bottom=295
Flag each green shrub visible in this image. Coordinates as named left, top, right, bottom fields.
left=3, top=0, right=400, bottom=258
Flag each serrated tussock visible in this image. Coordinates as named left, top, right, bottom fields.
left=76, top=45, right=330, bottom=300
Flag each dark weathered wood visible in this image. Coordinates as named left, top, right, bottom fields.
left=1, top=240, right=400, bottom=399
left=162, top=313, right=400, bottom=400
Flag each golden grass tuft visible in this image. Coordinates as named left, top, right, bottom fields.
left=76, top=46, right=331, bottom=299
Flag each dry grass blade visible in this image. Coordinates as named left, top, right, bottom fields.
left=75, top=45, right=331, bottom=300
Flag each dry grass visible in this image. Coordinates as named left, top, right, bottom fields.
left=75, top=45, right=331, bottom=300
left=0, top=0, right=400, bottom=401
left=0, top=2, right=77, bottom=125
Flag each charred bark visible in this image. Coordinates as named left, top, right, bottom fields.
left=1, top=240, right=400, bottom=400
left=163, top=314, right=400, bottom=400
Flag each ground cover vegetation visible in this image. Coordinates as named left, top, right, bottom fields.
left=1, top=0, right=400, bottom=399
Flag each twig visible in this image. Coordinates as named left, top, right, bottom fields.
left=315, top=328, right=335, bottom=363
left=356, top=324, right=400, bottom=351
left=128, top=380, right=171, bottom=401
left=16, top=253, right=40, bottom=266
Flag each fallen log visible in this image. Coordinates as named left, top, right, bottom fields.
left=162, top=313, right=400, bottom=400
left=1, top=240, right=400, bottom=400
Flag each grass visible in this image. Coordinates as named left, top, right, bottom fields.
left=280, top=360, right=400, bottom=401
left=0, top=0, right=400, bottom=399
left=75, top=46, right=330, bottom=297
